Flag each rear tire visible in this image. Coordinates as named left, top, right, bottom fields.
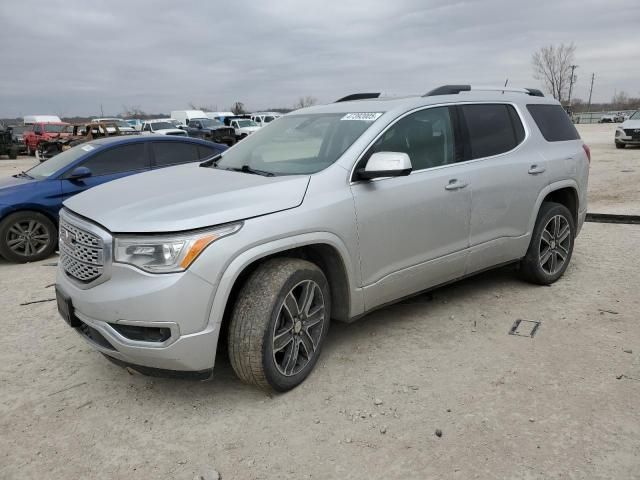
left=0, top=211, right=57, bottom=263
left=228, top=258, right=331, bottom=392
left=520, top=202, right=575, bottom=285
left=8, top=147, right=18, bottom=159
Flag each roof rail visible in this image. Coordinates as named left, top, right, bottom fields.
left=335, top=93, right=381, bottom=103
left=424, top=85, right=544, bottom=97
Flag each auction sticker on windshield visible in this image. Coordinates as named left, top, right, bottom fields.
left=81, top=145, right=95, bottom=152
left=341, top=113, right=383, bottom=121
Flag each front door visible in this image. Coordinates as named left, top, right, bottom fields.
left=350, top=106, right=472, bottom=310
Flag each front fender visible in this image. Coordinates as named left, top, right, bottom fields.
left=201, top=231, right=363, bottom=334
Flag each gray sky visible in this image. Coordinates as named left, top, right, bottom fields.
left=1, top=0, right=638, bottom=117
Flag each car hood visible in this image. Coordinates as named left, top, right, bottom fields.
left=63, top=163, right=311, bottom=233
left=621, top=119, right=640, bottom=129
left=155, top=128, right=185, bottom=135
left=238, top=126, right=260, bottom=133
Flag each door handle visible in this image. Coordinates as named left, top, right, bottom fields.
left=528, top=165, right=546, bottom=175
left=445, top=179, right=468, bottom=191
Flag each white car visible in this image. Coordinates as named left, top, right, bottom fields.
left=229, top=118, right=260, bottom=139
left=250, top=112, right=281, bottom=127
left=141, top=119, right=188, bottom=136
left=615, top=111, right=640, bottom=149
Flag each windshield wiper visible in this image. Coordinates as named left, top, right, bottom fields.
left=13, top=170, right=33, bottom=179
left=226, top=165, right=275, bottom=177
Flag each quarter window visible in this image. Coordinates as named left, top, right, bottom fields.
left=369, top=106, right=456, bottom=171
left=526, top=104, right=580, bottom=142
left=460, top=104, right=524, bottom=160
left=80, top=143, right=148, bottom=176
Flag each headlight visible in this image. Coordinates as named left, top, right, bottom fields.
left=113, top=222, right=242, bottom=273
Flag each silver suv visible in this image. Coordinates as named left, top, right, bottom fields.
left=55, top=85, right=590, bottom=391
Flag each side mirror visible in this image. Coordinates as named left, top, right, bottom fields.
left=356, top=152, right=412, bottom=180
left=68, top=166, right=92, bottom=180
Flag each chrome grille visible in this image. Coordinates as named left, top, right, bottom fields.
left=59, top=218, right=104, bottom=283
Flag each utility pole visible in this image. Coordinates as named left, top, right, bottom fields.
left=567, top=64, right=578, bottom=106
left=587, top=73, right=595, bottom=111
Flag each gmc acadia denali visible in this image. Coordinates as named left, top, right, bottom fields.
left=55, top=85, right=590, bottom=391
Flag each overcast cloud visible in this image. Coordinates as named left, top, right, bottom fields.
left=1, top=0, right=638, bottom=117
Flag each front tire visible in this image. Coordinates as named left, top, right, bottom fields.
left=0, top=211, right=57, bottom=263
left=228, top=258, right=331, bottom=392
left=615, top=142, right=625, bottom=149
left=520, top=202, right=575, bottom=285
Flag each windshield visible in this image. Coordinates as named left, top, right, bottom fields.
left=168, top=119, right=181, bottom=127
left=11, top=126, right=28, bottom=134
left=630, top=111, right=640, bottom=120
left=215, top=113, right=376, bottom=175
left=263, top=116, right=275, bottom=123
left=44, top=124, right=67, bottom=133
left=237, top=120, right=258, bottom=127
left=27, top=143, right=95, bottom=179
left=199, top=118, right=224, bottom=128
left=150, top=122, right=174, bottom=130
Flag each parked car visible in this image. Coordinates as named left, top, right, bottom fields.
left=250, top=112, right=282, bottom=127
left=615, top=110, right=640, bottom=149
left=36, top=122, right=126, bottom=160
left=599, top=113, right=616, bottom=123
left=23, top=122, right=71, bottom=156
left=228, top=118, right=260, bottom=140
left=184, top=118, right=236, bottom=145
left=55, top=85, right=589, bottom=391
left=0, top=136, right=227, bottom=263
left=126, top=119, right=144, bottom=131
left=91, top=118, right=137, bottom=135
left=170, top=110, right=209, bottom=127
left=0, top=126, right=19, bottom=159
left=141, top=119, right=188, bottom=136
left=23, top=115, right=62, bottom=125
left=9, top=125, right=29, bottom=154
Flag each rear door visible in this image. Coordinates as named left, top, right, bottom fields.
left=61, top=142, right=150, bottom=199
left=458, top=103, right=548, bottom=273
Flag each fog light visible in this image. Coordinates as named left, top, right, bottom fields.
left=110, top=324, right=171, bottom=342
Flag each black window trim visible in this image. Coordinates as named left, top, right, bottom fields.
left=149, top=139, right=205, bottom=168
left=349, top=101, right=530, bottom=184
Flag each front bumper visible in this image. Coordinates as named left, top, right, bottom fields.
left=615, top=130, right=640, bottom=145
left=56, top=260, right=221, bottom=374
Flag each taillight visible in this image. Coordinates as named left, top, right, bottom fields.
left=582, top=144, right=591, bottom=164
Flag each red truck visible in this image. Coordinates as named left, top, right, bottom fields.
left=23, top=122, right=71, bottom=156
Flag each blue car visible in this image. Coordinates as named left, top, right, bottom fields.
left=0, top=135, right=226, bottom=263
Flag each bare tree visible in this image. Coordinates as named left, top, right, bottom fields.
left=122, top=105, right=146, bottom=118
left=231, top=102, right=246, bottom=114
left=293, top=96, right=317, bottom=110
left=188, top=102, right=217, bottom=111
left=531, top=43, right=576, bottom=103
left=612, top=91, right=630, bottom=110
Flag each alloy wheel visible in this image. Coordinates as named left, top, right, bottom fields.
left=272, top=280, right=326, bottom=377
left=6, top=219, right=50, bottom=258
left=539, top=214, right=571, bottom=275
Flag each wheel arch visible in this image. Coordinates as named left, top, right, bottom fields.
left=528, top=180, right=580, bottom=235
left=206, top=233, right=361, bottom=361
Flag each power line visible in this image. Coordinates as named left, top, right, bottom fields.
left=567, top=64, right=578, bottom=106
left=587, top=73, right=595, bottom=111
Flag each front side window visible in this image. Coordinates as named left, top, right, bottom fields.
left=79, top=143, right=148, bottom=176
left=630, top=111, right=640, bottom=120
left=152, top=142, right=199, bottom=167
left=44, top=124, right=67, bottom=133
left=369, top=106, right=456, bottom=171
left=215, top=113, right=377, bottom=175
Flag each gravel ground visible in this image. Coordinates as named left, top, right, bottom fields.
left=1, top=124, right=639, bottom=479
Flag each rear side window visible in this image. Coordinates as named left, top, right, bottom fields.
left=460, top=104, right=524, bottom=160
left=152, top=142, right=199, bottom=167
left=527, top=104, right=580, bottom=142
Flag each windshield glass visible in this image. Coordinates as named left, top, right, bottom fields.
left=630, top=111, right=640, bottom=120
left=44, top=124, right=67, bottom=133
left=263, top=116, right=275, bottom=123
left=237, top=120, right=257, bottom=127
left=215, top=113, right=376, bottom=175
left=27, top=144, right=95, bottom=179
left=11, top=126, right=28, bottom=134
left=200, top=118, right=224, bottom=128
left=150, top=122, right=174, bottom=130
